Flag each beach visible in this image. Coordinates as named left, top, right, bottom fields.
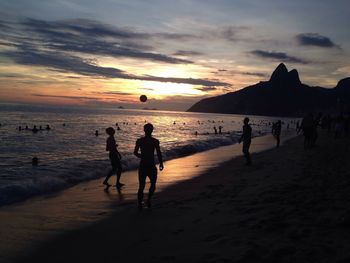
left=6, top=129, right=349, bottom=263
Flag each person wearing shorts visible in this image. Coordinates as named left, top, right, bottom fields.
left=134, top=123, right=164, bottom=209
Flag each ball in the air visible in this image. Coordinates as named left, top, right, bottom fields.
left=140, top=95, right=147, bottom=102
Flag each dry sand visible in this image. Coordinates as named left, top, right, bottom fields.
left=15, top=130, right=350, bottom=263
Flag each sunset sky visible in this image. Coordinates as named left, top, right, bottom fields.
left=0, top=0, right=349, bottom=111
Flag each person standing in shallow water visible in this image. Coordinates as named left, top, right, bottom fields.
left=134, top=123, right=164, bottom=209
left=239, top=117, right=252, bottom=165
left=103, top=127, right=124, bottom=188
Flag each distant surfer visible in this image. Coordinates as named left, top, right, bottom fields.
left=103, top=127, right=124, bottom=188
left=239, top=117, right=252, bottom=165
left=134, top=123, right=164, bottom=209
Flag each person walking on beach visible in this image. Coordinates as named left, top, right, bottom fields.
left=299, top=113, right=314, bottom=149
left=134, top=123, right=164, bottom=209
left=239, top=117, right=252, bottom=165
left=272, top=120, right=282, bottom=147
left=103, top=127, right=124, bottom=188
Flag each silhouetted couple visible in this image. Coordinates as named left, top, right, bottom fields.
left=103, top=123, right=164, bottom=209
left=239, top=117, right=252, bottom=166
left=299, top=113, right=319, bottom=148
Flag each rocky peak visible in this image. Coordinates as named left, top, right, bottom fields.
left=269, top=63, right=301, bottom=86
left=288, top=69, right=301, bottom=86
left=335, top=77, right=350, bottom=90
left=269, top=63, right=288, bottom=83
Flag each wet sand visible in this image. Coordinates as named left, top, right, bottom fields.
left=0, top=132, right=295, bottom=263
left=14, top=129, right=350, bottom=263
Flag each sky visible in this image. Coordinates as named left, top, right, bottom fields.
left=0, top=0, right=349, bottom=111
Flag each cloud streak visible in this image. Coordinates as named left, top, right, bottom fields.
left=1, top=47, right=229, bottom=86
left=195, top=86, right=217, bottom=92
left=296, top=33, right=338, bottom=48
left=173, top=50, right=204, bottom=56
left=2, top=18, right=194, bottom=64
left=250, top=50, right=308, bottom=64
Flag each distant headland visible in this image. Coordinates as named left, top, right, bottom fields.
left=187, top=63, right=350, bottom=117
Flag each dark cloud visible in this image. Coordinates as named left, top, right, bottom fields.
left=219, top=26, right=251, bottom=42
left=296, top=33, right=338, bottom=48
left=154, top=33, right=199, bottom=41
left=195, top=86, right=217, bottom=92
left=1, top=47, right=229, bottom=86
left=214, top=69, right=266, bottom=78
left=31, top=94, right=100, bottom=100
left=240, top=72, right=266, bottom=77
left=23, top=18, right=149, bottom=39
left=99, top=91, right=134, bottom=96
left=173, top=50, right=204, bottom=56
left=250, top=50, right=308, bottom=64
left=138, top=75, right=229, bottom=87
left=2, top=18, right=193, bottom=64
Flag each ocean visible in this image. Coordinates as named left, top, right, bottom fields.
left=0, top=103, right=297, bottom=206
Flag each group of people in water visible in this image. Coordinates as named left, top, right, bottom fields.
left=18, top=125, right=51, bottom=132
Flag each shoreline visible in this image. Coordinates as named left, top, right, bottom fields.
left=16, top=129, right=350, bottom=263
left=0, top=130, right=272, bottom=207
left=0, top=131, right=296, bottom=263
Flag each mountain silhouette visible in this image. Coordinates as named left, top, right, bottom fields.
left=187, top=63, right=350, bottom=116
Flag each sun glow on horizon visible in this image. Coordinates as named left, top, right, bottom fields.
left=140, top=67, right=204, bottom=97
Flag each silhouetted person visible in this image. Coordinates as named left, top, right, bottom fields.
left=25, top=125, right=29, bottom=130
left=272, top=120, right=282, bottom=147
left=63, top=123, right=66, bottom=127
left=311, top=112, right=323, bottom=146
left=95, top=130, right=99, bottom=136
left=239, top=117, right=252, bottom=165
left=18, top=126, right=22, bottom=131
left=117, top=126, right=121, bottom=131
left=45, top=125, right=51, bottom=130
left=335, top=114, right=344, bottom=139
left=299, top=113, right=314, bottom=149
left=103, top=127, right=123, bottom=188
left=218, top=126, right=223, bottom=134
left=214, top=126, right=218, bottom=135
left=134, top=123, right=164, bottom=209
left=195, top=131, right=198, bottom=136
left=32, top=125, right=38, bottom=133
left=32, top=157, right=39, bottom=166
